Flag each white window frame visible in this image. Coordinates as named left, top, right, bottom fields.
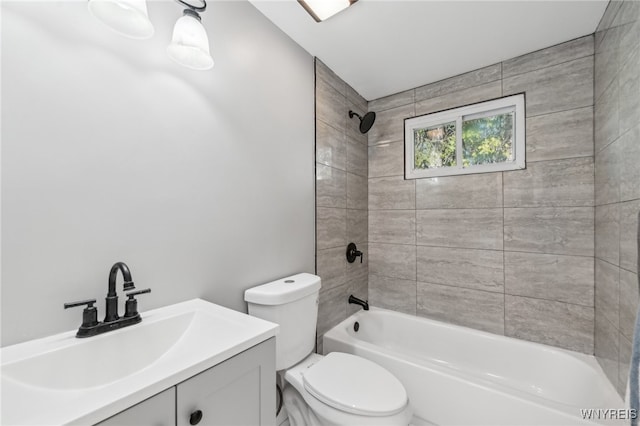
left=404, top=94, right=526, bottom=179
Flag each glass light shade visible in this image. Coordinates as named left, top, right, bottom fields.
left=88, top=0, right=154, bottom=39
left=298, top=0, right=355, bottom=22
left=167, top=13, right=214, bottom=71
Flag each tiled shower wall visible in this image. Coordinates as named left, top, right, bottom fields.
left=367, top=36, right=597, bottom=354
left=594, top=0, right=640, bottom=396
left=315, top=59, right=369, bottom=353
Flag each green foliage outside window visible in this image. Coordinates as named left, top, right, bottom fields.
left=413, top=112, right=513, bottom=170
left=462, top=113, right=513, bottom=167
left=414, top=123, right=456, bottom=169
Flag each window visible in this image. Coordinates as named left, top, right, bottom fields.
left=405, top=94, right=525, bottom=179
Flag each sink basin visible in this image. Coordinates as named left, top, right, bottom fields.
left=1, top=298, right=278, bottom=425
left=3, top=311, right=194, bottom=390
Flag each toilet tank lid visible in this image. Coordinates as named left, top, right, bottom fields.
left=244, top=273, right=321, bottom=305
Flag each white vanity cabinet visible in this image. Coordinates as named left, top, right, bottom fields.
left=177, top=338, right=276, bottom=426
left=96, top=339, right=275, bottom=426
left=1, top=299, right=279, bottom=426
left=97, top=388, right=176, bottom=426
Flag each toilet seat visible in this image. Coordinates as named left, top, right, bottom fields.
left=302, top=352, right=408, bottom=417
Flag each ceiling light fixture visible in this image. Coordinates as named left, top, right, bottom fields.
left=88, top=0, right=154, bottom=39
left=88, top=0, right=213, bottom=71
left=167, top=0, right=214, bottom=70
left=298, top=0, right=358, bottom=23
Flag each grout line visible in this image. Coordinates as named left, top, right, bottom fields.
left=502, top=52, right=594, bottom=81
left=502, top=171, right=507, bottom=330
left=368, top=205, right=595, bottom=211
left=415, top=182, right=418, bottom=313
left=527, top=104, right=595, bottom=120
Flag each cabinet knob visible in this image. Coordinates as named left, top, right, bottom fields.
left=189, top=409, right=203, bottom=425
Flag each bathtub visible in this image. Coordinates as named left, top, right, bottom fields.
left=323, top=307, right=625, bottom=426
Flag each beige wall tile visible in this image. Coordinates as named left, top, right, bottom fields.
left=503, top=157, right=594, bottom=208
left=503, top=36, right=593, bottom=78
left=316, top=163, right=346, bottom=208
left=368, top=242, right=416, bottom=281
left=619, top=125, right=640, bottom=202
left=316, top=120, right=346, bottom=170
left=369, top=89, right=415, bottom=112
left=316, top=247, right=347, bottom=291
left=504, top=207, right=594, bottom=256
left=369, top=176, right=416, bottom=210
left=595, top=203, right=620, bottom=266
left=368, top=142, right=404, bottom=178
left=525, top=107, right=594, bottom=162
left=503, top=56, right=593, bottom=117
left=506, top=295, right=594, bottom=353
left=346, top=138, right=367, bottom=177
left=415, top=81, right=502, bottom=116
left=318, top=283, right=348, bottom=336
left=594, top=77, right=619, bottom=153
left=620, top=200, right=640, bottom=273
left=347, top=208, right=368, bottom=245
left=619, top=269, right=639, bottom=341
left=619, top=47, right=640, bottom=135
left=619, top=333, right=632, bottom=397
left=369, top=274, right=416, bottom=315
left=595, top=138, right=621, bottom=205
left=417, top=208, right=503, bottom=250
left=595, top=311, right=619, bottom=391
left=596, top=258, right=620, bottom=328
left=367, top=104, right=414, bottom=146
left=415, top=64, right=502, bottom=101
left=347, top=172, right=367, bottom=210
left=317, top=207, right=346, bottom=250
left=369, top=210, right=416, bottom=244
left=416, top=173, right=502, bottom=209
left=316, top=77, right=346, bottom=131
left=417, top=282, right=505, bottom=335
left=417, top=246, right=504, bottom=293
left=505, top=252, right=594, bottom=306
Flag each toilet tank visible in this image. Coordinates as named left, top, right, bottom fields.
left=244, top=273, right=321, bottom=371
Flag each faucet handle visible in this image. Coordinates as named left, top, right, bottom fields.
left=64, top=299, right=99, bottom=328
left=124, top=288, right=151, bottom=318
left=126, top=288, right=151, bottom=297
left=64, top=299, right=97, bottom=309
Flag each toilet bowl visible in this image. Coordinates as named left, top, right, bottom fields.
left=244, top=273, right=412, bottom=426
left=283, top=352, right=412, bottom=426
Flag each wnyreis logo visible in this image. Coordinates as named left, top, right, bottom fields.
left=580, top=409, right=637, bottom=420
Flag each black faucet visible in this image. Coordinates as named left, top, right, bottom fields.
left=105, top=261, right=135, bottom=322
left=64, top=262, right=151, bottom=338
left=348, top=294, right=369, bottom=311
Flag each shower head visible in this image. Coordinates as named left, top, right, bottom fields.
left=349, top=110, right=376, bottom=134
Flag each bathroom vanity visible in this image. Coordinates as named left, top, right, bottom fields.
left=1, top=299, right=278, bottom=425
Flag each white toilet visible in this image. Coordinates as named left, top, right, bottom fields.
left=244, top=273, right=412, bottom=426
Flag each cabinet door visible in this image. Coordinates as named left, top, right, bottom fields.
left=97, top=387, right=175, bottom=426
left=176, top=338, right=275, bottom=426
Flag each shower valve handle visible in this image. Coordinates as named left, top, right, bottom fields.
left=346, top=242, right=364, bottom=263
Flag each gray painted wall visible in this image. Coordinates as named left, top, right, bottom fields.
left=1, top=1, right=315, bottom=346
left=366, top=36, right=596, bottom=354
left=594, top=0, right=640, bottom=397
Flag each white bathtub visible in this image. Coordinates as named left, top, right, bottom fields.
left=323, top=307, right=625, bottom=426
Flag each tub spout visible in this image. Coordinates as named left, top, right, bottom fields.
left=348, top=295, right=369, bottom=311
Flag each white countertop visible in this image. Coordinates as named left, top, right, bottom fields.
left=1, top=298, right=278, bottom=425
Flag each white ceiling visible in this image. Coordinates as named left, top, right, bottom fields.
left=248, top=0, right=608, bottom=101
